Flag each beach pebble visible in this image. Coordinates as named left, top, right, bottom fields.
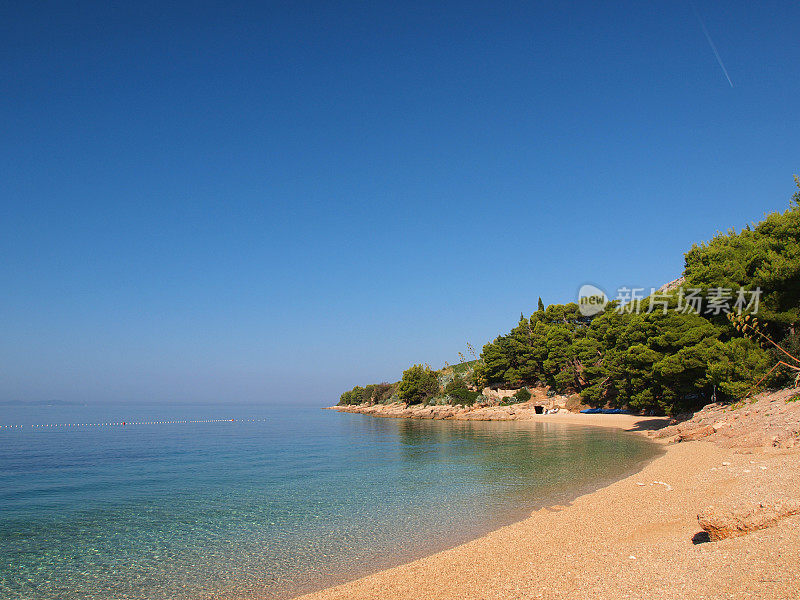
left=722, top=462, right=731, bottom=466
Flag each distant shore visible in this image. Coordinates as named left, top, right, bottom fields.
left=296, top=392, right=800, bottom=600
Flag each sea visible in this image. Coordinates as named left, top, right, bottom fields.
left=0, top=401, right=661, bottom=599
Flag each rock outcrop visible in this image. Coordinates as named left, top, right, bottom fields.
left=653, top=388, right=800, bottom=449
left=698, top=500, right=800, bottom=541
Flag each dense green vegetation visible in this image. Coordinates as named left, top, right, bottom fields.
left=397, top=364, right=440, bottom=405
left=340, top=181, right=800, bottom=415
left=443, top=375, right=481, bottom=406
left=683, top=179, right=800, bottom=333
left=338, top=382, right=396, bottom=405
left=513, top=388, right=532, bottom=403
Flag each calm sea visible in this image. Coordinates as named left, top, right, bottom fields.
left=0, top=402, right=660, bottom=599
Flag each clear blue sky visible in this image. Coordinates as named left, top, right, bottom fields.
left=2, top=1, right=799, bottom=404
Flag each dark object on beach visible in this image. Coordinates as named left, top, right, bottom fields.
left=692, top=531, right=711, bottom=544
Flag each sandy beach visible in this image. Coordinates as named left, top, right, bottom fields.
left=296, top=396, right=800, bottom=600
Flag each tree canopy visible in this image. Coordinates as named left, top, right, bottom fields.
left=471, top=183, right=800, bottom=414
left=397, top=364, right=440, bottom=405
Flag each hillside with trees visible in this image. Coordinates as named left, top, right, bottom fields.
left=340, top=179, right=800, bottom=416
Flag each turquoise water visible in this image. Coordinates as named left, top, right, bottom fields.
left=0, top=403, right=660, bottom=599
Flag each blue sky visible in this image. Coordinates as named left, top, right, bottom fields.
left=2, top=1, right=799, bottom=404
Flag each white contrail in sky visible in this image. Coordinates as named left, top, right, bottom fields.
left=691, top=2, right=734, bottom=87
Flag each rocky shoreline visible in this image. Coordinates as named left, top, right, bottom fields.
left=327, top=400, right=553, bottom=421
left=652, top=387, right=800, bottom=448
left=328, top=385, right=595, bottom=421
left=328, top=387, right=800, bottom=448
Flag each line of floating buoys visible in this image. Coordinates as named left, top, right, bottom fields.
left=0, top=418, right=268, bottom=430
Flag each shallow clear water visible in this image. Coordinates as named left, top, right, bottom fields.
left=0, top=402, right=660, bottom=599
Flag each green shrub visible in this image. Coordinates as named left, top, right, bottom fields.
left=338, top=385, right=367, bottom=405
left=426, top=395, right=452, bottom=406
left=707, top=338, right=774, bottom=401
left=513, top=388, right=532, bottom=403
left=443, top=375, right=480, bottom=406
left=449, top=388, right=480, bottom=406
left=371, top=382, right=396, bottom=403
left=398, top=364, right=440, bottom=405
